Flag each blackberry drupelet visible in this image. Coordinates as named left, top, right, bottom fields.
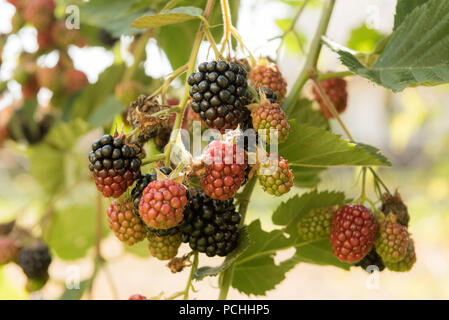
left=187, top=60, right=249, bottom=131
left=355, top=246, right=385, bottom=272
left=179, top=190, right=241, bottom=257
left=88, top=134, right=141, bottom=198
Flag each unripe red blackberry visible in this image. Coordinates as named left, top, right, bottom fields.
left=179, top=189, right=240, bottom=257
left=312, top=77, right=347, bottom=119
left=63, top=68, right=88, bottom=94
left=355, top=246, right=385, bottom=272
left=381, top=191, right=410, bottom=227
left=129, top=294, right=147, bottom=300
left=329, top=205, right=378, bottom=263
left=200, top=140, right=247, bottom=201
left=187, top=60, right=249, bottom=131
left=258, top=156, right=293, bottom=196
left=88, top=134, right=141, bottom=198
left=18, top=242, right=51, bottom=280
left=384, top=239, right=416, bottom=272
left=115, top=80, right=143, bottom=105
left=297, top=207, right=334, bottom=241
left=107, top=198, right=147, bottom=246
left=249, top=59, right=287, bottom=101
left=139, top=179, right=188, bottom=230
left=36, top=66, right=62, bottom=92
left=375, top=213, right=410, bottom=263
left=131, top=167, right=179, bottom=237
left=0, top=237, right=19, bottom=265
left=148, top=233, right=182, bottom=260
left=251, top=100, right=289, bottom=145
left=23, top=0, right=55, bottom=31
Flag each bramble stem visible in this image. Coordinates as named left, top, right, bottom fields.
left=163, top=0, right=215, bottom=167
left=183, top=252, right=199, bottom=300
left=218, top=177, right=256, bottom=300
left=219, top=0, right=232, bottom=54
left=141, top=154, right=165, bottom=165
left=283, top=0, right=336, bottom=114
left=275, top=0, right=310, bottom=58
left=318, top=71, right=354, bottom=81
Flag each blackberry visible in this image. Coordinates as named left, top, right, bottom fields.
left=179, top=189, right=241, bottom=257
left=381, top=191, right=410, bottom=227
left=312, top=77, right=347, bottom=119
left=187, top=60, right=250, bottom=131
left=8, top=110, right=54, bottom=145
left=260, top=87, right=278, bottom=103
left=297, top=207, right=334, bottom=241
left=98, top=29, right=119, bottom=47
left=131, top=168, right=179, bottom=236
left=18, top=242, right=51, bottom=280
left=355, top=246, right=385, bottom=272
left=329, top=205, right=378, bottom=263
left=88, top=134, right=141, bottom=198
left=249, top=59, right=287, bottom=101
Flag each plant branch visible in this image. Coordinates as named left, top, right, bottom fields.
left=318, top=70, right=354, bottom=81
left=163, top=0, right=215, bottom=167
left=275, top=0, right=310, bottom=58
left=183, top=252, right=199, bottom=300
left=283, top=0, right=336, bottom=114
left=141, top=153, right=165, bottom=166
left=218, top=176, right=256, bottom=300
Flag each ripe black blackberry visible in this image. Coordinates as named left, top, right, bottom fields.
left=88, top=134, right=141, bottom=198
left=355, top=247, right=385, bottom=272
left=130, top=167, right=179, bottom=237
left=18, top=242, right=52, bottom=280
left=187, top=60, right=249, bottom=131
left=179, top=189, right=241, bottom=257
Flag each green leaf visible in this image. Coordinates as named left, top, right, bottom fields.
left=80, top=0, right=145, bottom=36
left=394, top=0, right=430, bottom=30
left=46, top=205, right=110, bottom=261
left=131, top=6, right=203, bottom=29
left=279, top=124, right=391, bottom=167
left=193, top=227, right=250, bottom=280
left=347, top=23, right=385, bottom=54
left=285, top=99, right=328, bottom=188
left=332, top=0, right=449, bottom=92
left=27, top=119, right=91, bottom=194
left=87, top=95, right=127, bottom=127
left=59, top=279, right=90, bottom=300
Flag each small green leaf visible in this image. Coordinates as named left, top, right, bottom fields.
left=87, top=96, right=127, bottom=127
left=46, top=205, right=110, bottom=260
left=193, top=227, right=250, bottom=280
left=131, top=6, right=203, bottom=29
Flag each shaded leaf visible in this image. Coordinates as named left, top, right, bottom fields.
left=394, top=0, right=430, bottom=30
left=59, top=279, right=90, bottom=300
left=87, top=96, right=127, bottom=127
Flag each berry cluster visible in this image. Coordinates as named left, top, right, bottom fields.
left=251, top=100, right=290, bottom=145
left=188, top=60, right=249, bottom=131
left=88, top=134, right=141, bottom=198
left=258, top=156, right=293, bottom=196
left=179, top=189, right=241, bottom=257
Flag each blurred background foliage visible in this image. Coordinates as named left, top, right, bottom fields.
left=0, top=0, right=448, bottom=299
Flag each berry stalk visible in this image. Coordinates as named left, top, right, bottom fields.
left=283, top=0, right=336, bottom=114
left=163, top=0, right=215, bottom=167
